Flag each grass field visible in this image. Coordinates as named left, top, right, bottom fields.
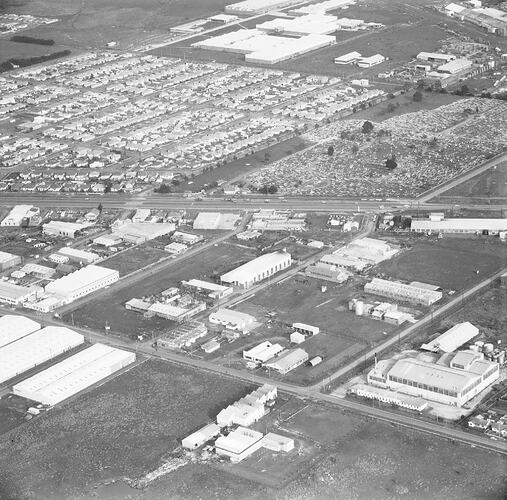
left=0, top=359, right=251, bottom=500
left=0, top=39, right=69, bottom=64
left=64, top=242, right=257, bottom=337
left=373, top=237, right=507, bottom=291
left=99, top=244, right=168, bottom=276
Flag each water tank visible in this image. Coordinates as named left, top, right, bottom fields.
left=355, top=301, right=364, bottom=316
left=484, top=343, right=494, bottom=353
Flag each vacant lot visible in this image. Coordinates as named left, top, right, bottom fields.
left=64, top=241, right=257, bottom=337
left=100, top=244, right=168, bottom=276
left=0, top=359, right=251, bottom=500
left=373, top=237, right=507, bottom=291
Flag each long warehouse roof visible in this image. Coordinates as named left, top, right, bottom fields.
left=0, top=314, right=41, bottom=348
left=221, top=251, right=290, bottom=282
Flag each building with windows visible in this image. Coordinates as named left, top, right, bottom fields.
left=43, top=221, right=90, bottom=239
left=243, top=341, right=284, bottom=364
left=0, top=251, right=21, bottom=272
left=209, top=308, right=255, bottom=331
left=221, top=251, right=291, bottom=288
left=265, top=348, right=309, bottom=374
left=57, top=247, right=99, bottom=264
left=1, top=205, right=39, bottom=226
left=364, top=278, right=442, bottom=306
left=411, top=217, right=507, bottom=235
left=45, top=265, right=119, bottom=304
left=0, top=282, right=41, bottom=306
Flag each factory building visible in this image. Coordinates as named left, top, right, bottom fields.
left=43, top=221, right=90, bottom=239
left=57, top=247, right=100, bottom=265
left=0, top=326, right=84, bottom=384
left=365, top=278, right=442, bottom=306
left=265, top=348, right=309, bottom=374
left=171, top=231, right=203, bottom=245
left=20, top=263, right=56, bottom=279
left=0, top=282, right=41, bottom=305
left=113, top=222, right=176, bottom=244
left=421, top=322, right=479, bottom=353
left=290, top=0, right=356, bottom=16
left=93, top=234, right=122, bottom=247
left=0, top=251, right=22, bottom=272
left=45, top=265, right=119, bottom=304
left=384, top=353, right=499, bottom=407
left=209, top=308, right=255, bottom=331
left=0, top=315, right=40, bottom=348
left=262, top=433, right=295, bottom=452
left=349, top=384, right=428, bottom=412
left=243, top=341, right=284, bottom=363
left=182, top=423, right=221, bottom=450
left=164, top=242, right=187, bottom=255
left=334, top=51, right=362, bottom=64
left=132, top=208, right=151, bottom=223
left=12, top=343, right=135, bottom=406
left=215, top=427, right=265, bottom=463
left=256, top=14, right=341, bottom=36
left=410, top=218, right=507, bottom=235
left=221, top=251, right=291, bottom=289
left=181, top=279, right=233, bottom=300
left=193, top=212, right=239, bottom=230
left=157, top=321, right=208, bottom=350
left=436, top=58, right=473, bottom=75
left=305, top=262, right=351, bottom=283
left=1, top=205, right=39, bottom=227
left=417, top=52, right=456, bottom=63
left=225, top=0, right=301, bottom=15
left=356, top=54, right=386, bottom=67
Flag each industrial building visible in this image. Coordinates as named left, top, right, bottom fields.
left=193, top=212, right=239, bottom=230
left=221, top=251, right=291, bottom=288
left=171, top=231, right=203, bottom=245
left=256, top=14, right=341, bottom=36
left=147, top=300, right=206, bottom=322
left=364, top=278, right=443, bottom=306
left=164, top=242, right=187, bottom=255
left=43, top=221, right=91, bottom=239
left=410, top=218, right=507, bottom=235
left=182, top=423, right=221, bottom=450
left=215, top=427, right=265, bottom=462
left=157, top=320, right=207, bottom=349
left=421, top=322, right=479, bottom=353
left=356, top=54, right=386, bottom=67
left=45, top=265, right=119, bottom=304
left=305, top=262, right=351, bottom=283
left=349, top=384, right=428, bottom=412
left=132, top=208, right=151, bottom=223
left=93, top=234, right=122, bottom=247
left=243, top=341, right=284, bottom=363
left=436, top=58, right=473, bottom=75
left=0, top=314, right=40, bottom=348
left=1, top=205, right=39, bottom=226
left=290, top=0, right=356, bottom=16
left=0, top=251, right=22, bottom=272
left=12, top=343, right=135, bottom=406
left=113, top=222, right=176, bottom=244
left=0, top=282, right=41, bottom=305
left=20, top=263, right=56, bottom=279
left=181, top=279, right=233, bottom=300
left=293, top=323, right=320, bottom=336
left=417, top=52, right=456, bottom=63
left=225, top=0, right=301, bottom=15
left=0, top=326, right=84, bottom=384
left=209, top=308, right=256, bottom=331
left=265, top=348, right=309, bottom=374
left=57, top=247, right=100, bottom=264
left=262, top=433, right=295, bottom=452
left=334, top=51, right=362, bottom=64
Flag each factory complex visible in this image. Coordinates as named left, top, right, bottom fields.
left=411, top=216, right=507, bottom=235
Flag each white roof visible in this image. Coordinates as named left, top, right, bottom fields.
left=0, top=326, right=84, bottom=384
left=335, top=51, right=362, bottom=62
left=412, top=218, right=507, bottom=231
left=1, top=205, right=35, bottom=225
left=210, top=308, right=255, bottom=325
left=421, top=322, right=479, bottom=353
left=0, top=282, right=38, bottom=301
left=115, top=222, right=175, bottom=239
left=182, top=423, right=221, bottom=447
left=445, top=3, right=466, bottom=13
left=58, top=247, right=99, bottom=262
left=257, top=14, right=340, bottom=35
left=45, top=265, right=118, bottom=296
left=215, top=426, right=263, bottom=454
left=437, top=58, right=472, bottom=73
left=0, top=315, right=40, bottom=348
left=292, top=0, right=355, bottom=15
left=183, top=279, right=231, bottom=292
left=43, top=221, right=90, bottom=233
left=221, top=251, right=291, bottom=284
left=417, top=52, right=456, bottom=61
left=21, top=263, right=55, bottom=276
left=13, top=343, right=134, bottom=405
left=243, top=341, right=283, bottom=362
left=265, top=348, right=308, bottom=371
left=0, top=250, right=19, bottom=263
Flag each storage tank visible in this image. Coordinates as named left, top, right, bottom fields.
left=484, top=343, right=494, bottom=353
left=355, top=301, right=364, bottom=316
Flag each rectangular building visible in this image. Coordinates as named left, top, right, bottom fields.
left=365, top=278, right=442, bottom=306
left=1, top=205, right=38, bottom=226
left=225, top=0, right=300, bottom=15
left=265, top=348, right=309, bottom=374
left=12, top=343, right=135, bottom=405
left=182, top=423, right=221, bottom=450
left=0, top=314, right=40, bottom=348
left=421, top=322, right=479, bottom=353
left=43, top=221, right=90, bottom=239
left=57, top=247, right=100, bottom=264
left=411, top=218, right=507, bottom=234
left=417, top=52, right=456, bottom=63
left=181, top=279, right=233, bottom=300
left=20, top=263, right=56, bottom=279
left=0, top=251, right=21, bottom=272
left=157, top=321, right=208, bottom=349
left=215, top=427, right=264, bottom=463
left=221, top=251, right=291, bottom=289
left=45, top=265, right=119, bottom=304
left=209, top=308, right=255, bottom=331
left=0, top=326, right=84, bottom=384
left=243, top=341, right=284, bottom=363
left=0, top=282, right=41, bottom=305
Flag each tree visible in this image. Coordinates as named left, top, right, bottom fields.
left=385, top=155, right=397, bottom=170
left=352, top=144, right=359, bottom=154
left=460, top=84, right=470, bottom=96
left=413, top=90, right=423, bottom=102
left=362, top=121, right=374, bottom=134
left=327, top=145, right=334, bottom=156
left=97, top=203, right=103, bottom=213
left=267, top=184, right=278, bottom=194
left=386, top=102, right=396, bottom=113
left=155, top=183, right=172, bottom=193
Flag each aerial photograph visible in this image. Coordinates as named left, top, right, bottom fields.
left=0, top=0, right=506, bottom=498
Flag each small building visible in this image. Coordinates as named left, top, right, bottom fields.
left=20, top=263, right=56, bottom=279
left=202, top=339, right=221, bottom=353
left=43, top=221, right=90, bottom=239
left=171, top=231, right=204, bottom=245
left=215, top=427, right=264, bottom=463
left=57, top=247, right=100, bottom=265
left=334, top=51, right=362, bottom=64
left=290, top=331, right=306, bottom=344
left=265, top=348, right=309, bottom=374
left=132, top=209, right=151, bottom=223
left=182, top=279, right=233, bottom=300
left=0, top=251, right=22, bottom=272
left=262, top=433, right=295, bottom=452
left=0, top=282, right=41, bottom=305
left=243, top=341, right=284, bottom=364
left=93, top=234, right=122, bottom=247
left=356, top=54, right=386, bottom=67
left=49, top=253, right=70, bottom=264
left=182, top=423, right=221, bottom=450
left=209, top=308, right=255, bottom=331
left=308, top=356, right=323, bottom=367
left=292, top=322, right=319, bottom=336
left=164, top=242, right=188, bottom=255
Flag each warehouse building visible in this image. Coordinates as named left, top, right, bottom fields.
left=305, top=262, right=351, bottom=283
left=349, top=384, right=428, bottom=412
left=113, top=222, right=176, bottom=244
left=356, top=54, right=386, bottom=67
left=93, top=234, right=122, bottom=247
left=171, top=231, right=203, bottom=245
left=256, top=14, right=341, bottom=36
left=262, top=433, right=295, bottom=452
left=417, top=52, right=456, bottom=63
left=147, top=301, right=206, bottom=323
left=164, top=242, right=187, bottom=255
left=1, top=205, right=39, bottom=227
left=58, top=247, right=99, bottom=264
left=0, top=282, right=41, bottom=305
left=215, top=427, right=264, bottom=463
left=436, top=58, right=473, bottom=75
left=225, top=0, right=301, bottom=15
left=265, top=348, right=309, bottom=374
left=157, top=321, right=208, bottom=349
left=384, top=352, right=499, bottom=407
left=12, top=343, right=135, bottom=406
left=193, top=212, right=239, bottom=230
left=45, top=265, right=119, bottom=304
left=0, top=326, right=84, bottom=384
left=209, top=308, right=256, bottom=331
left=132, top=208, right=151, bottom=223
left=181, top=279, right=233, bottom=300
left=334, top=51, right=362, bottom=64
left=221, top=251, right=291, bottom=289
left=0, top=315, right=40, bottom=348
left=410, top=218, right=507, bottom=235
left=0, top=251, right=22, bottom=272
left=43, top=221, right=90, bottom=239
left=365, top=278, right=443, bottom=306
left=243, top=341, right=284, bottom=363
left=20, top=263, right=56, bottom=279
left=182, top=423, right=221, bottom=450
left=421, top=322, right=479, bottom=353
left=290, top=0, right=356, bottom=16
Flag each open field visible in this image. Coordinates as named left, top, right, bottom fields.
left=373, top=237, right=507, bottom=291
left=63, top=241, right=257, bottom=338
left=99, top=244, right=168, bottom=276
left=0, top=38, right=69, bottom=63
left=0, top=359, right=251, bottom=500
